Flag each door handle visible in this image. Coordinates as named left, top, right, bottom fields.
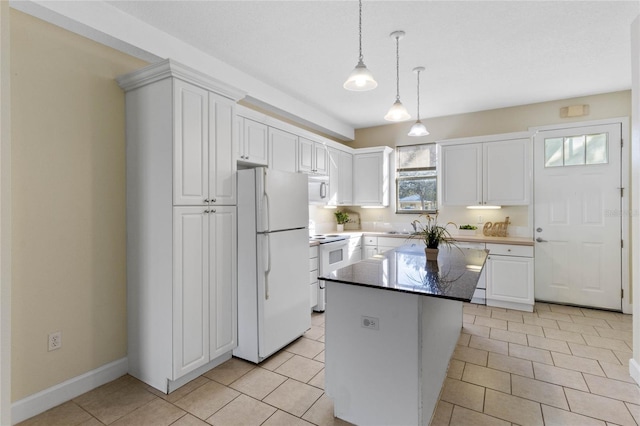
left=536, top=237, right=548, bottom=243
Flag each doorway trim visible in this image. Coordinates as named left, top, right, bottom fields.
left=529, top=117, right=630, bottom=314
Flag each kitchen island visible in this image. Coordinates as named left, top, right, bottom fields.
left=323, top=244, right=488, bottom=426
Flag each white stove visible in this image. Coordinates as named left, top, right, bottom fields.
left=309, top=234, right=348, bottom=244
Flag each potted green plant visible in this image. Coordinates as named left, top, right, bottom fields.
left=458, top=224, right=478, bottom=236
left=334, top=210, right=350, bottom=232
left=411, top=214, right=456, bottom=261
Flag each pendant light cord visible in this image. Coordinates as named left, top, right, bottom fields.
left=358, top=0, right=363, bottom=62
left=395, top=35, right=400, bottom=102
left=416, top=69, right=421, bottom=118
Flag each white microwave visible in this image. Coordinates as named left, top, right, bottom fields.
left=308, top=175, right=329, bottom=205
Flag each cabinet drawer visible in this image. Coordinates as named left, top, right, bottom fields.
left=456, top=241, right=485, bottom=250
left=309, top=257, right=318, bottom=271
left=309, top=270, right=318, bottom=284
left=364, top=236, right=377, bottom=246
left=309, top=246, right=318, bottom=257
left=486, top=243, right=533, bottom=257
left=377, top=237, right=407, bottom=248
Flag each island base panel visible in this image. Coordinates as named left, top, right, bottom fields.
left=325, top=282, right=463, bottom=426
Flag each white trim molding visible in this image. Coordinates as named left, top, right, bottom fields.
left=11, top=358, right=128, bottom=425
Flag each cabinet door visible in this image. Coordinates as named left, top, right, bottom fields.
left=339, top=151, right=353, bottom=205
left=353, top=152, right=385, bottom=206
left=209, top=94, right=236, bottom=205
left=269, top=127, right=298, bottom=173
left=486, top=254, right=534, bottom=305
left=173, top=207, right=210, bottom=378
left=364, top=246, right=377, bottom=259
left=173, top=80, right=209, bottom=206
left=209, top=206, right=238, bottom=359
left=440, top=144, right=482, bottom=206
left=298, top=137, right=314, bottom=173
left=483, top=138, right=531, bottom=205
left=314, top=142, right=329, bottom=175
left=327, top=148, right=339, bottom=206
left=242, top=118, right=268, bottom=165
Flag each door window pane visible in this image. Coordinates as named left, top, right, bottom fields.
left=564, top=135, right=586, bottom=166
left=544, top=138, right=564, bottom=167
left=586, top=133, right=608, bottom=165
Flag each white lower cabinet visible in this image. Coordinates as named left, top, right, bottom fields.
left=347, top=236, right=362, bottom=264
left=485, top=243, right=534, bottom=312
left=310, top=245, right=319, bottom=309
left=456, top=241, right=487, bottom=304
left=174, top=206, right=238, bottom=377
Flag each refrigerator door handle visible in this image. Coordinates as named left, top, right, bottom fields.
left=263, top=192, right=271, bottom=232
left=320, top=182, right=327, bottom=199
left=264, top=233, right=271, bottom=300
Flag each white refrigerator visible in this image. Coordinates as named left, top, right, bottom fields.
left=234, top=167, right=311, bottom=363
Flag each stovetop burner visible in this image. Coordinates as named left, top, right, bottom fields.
left=310, top=234, right=347, bottom=244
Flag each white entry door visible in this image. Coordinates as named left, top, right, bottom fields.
left=534, top=123, right=622, bottom=310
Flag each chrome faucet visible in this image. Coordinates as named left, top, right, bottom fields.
left=411, top=221, right=418, bottom=233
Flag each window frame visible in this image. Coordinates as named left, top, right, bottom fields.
left=395, top=143, right=438, bottom=215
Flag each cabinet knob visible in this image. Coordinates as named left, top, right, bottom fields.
left=212, top=198, right=217, bottom=202
left=204, top=199, right=210, bottom=203
left=204, top=210, right=210, bottom=213
left=211, top=209, right=216, bottom=213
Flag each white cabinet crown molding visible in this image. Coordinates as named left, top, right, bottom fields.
left=236, top=105, right=355, bottom=154
left=436, top=130, right=532, bottom=147
left=116, top=58, right=246, bottom=101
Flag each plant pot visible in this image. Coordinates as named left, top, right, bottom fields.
left=337, top=224, right=344, bottom=232
left=425, top=247, right=439, bottom=261
left=457, top=229, right=477, bottom=236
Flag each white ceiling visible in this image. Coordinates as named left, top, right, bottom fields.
left=104, top=1, right=639, bottom=132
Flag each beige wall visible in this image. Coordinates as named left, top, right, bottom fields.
left=353, top=91, right=631, bottom=149
left=10, top=10, right=147, bottom=400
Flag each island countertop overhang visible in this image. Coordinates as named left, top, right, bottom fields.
left=321, top=244, right=488, bottom=302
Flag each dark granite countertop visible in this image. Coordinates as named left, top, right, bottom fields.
left=322, top=244, right=488, bottom=302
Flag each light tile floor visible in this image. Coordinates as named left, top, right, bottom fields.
left=19, top=302, right=638, bottom=426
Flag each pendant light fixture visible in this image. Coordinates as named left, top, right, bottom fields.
left=408, top=66, right=429, bottom=137
left=384, top=30, right=410, bottom=121
left=343, top=0, right=377, bottom=91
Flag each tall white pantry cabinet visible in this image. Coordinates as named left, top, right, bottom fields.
left=117, top=60, right=245, bottom=393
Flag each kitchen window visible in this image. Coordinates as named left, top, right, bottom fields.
left=396, top=144, right=437, bottom=214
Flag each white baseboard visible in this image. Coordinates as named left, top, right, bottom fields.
left=630, top=358, right=640, bottom=386
left=11, top=357, right=128, bottom=425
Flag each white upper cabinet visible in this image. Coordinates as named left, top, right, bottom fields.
left=440, top=143, right=482, bottom=206
left=328, top=148, right=353, bottom=206
left=209, top=93, right=236, bottom=206
left=269, top=127, right=298, bottom=173
left=439, top=134, right=531, bottom=206
left=173, top=79, right=237, bottom=206
left=353, top=147, right=392, bottom=207
left=173, top=80, right=210, bottom=206
left=237, top=117, right=268, bottom=166
left=299, top=137, right=328, bottom=175
left=483, top=139, right=531, bottom=205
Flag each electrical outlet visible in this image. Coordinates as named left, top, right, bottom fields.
left=361, top=315, right=379, bottom=330
left=477, top=215, right=483, bottom=224
left=48, top=331, right=62, bottom=351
